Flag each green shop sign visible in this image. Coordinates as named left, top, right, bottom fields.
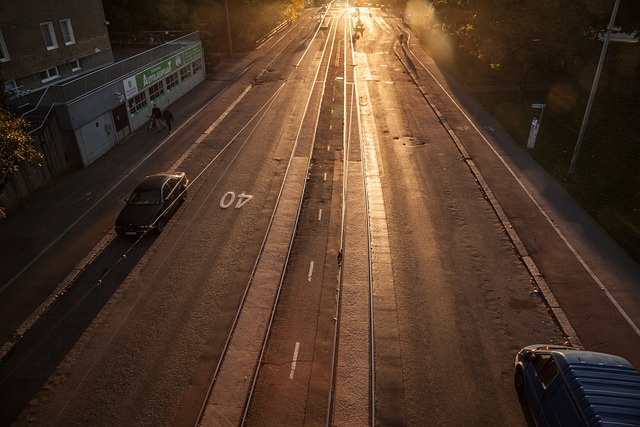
left=123, top=44, right=202, bottom=99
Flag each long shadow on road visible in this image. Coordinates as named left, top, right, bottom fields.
left=0, top=235, right=155, bottom=427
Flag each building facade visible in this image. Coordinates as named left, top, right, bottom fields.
left=0, top=0, right=114, bottom=101
left=0, top=2, right=205, bottom=211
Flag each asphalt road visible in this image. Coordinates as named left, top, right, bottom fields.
left=1, top=5, right=639, bottom=427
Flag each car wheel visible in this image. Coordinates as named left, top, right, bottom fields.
left=181, top=187, right=187, bottom=201
left=155, top=218, right=165, bottom=234
left=514, top=367, right=525, bottom=395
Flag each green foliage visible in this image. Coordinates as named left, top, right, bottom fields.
left=475, top=83, right=640, bottom=260
left=429, top=0, right=592, bottom=80
left=420, top=1, right=640, bottom=260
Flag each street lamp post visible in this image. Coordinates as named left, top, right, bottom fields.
left=225, top=0, right=234, bottom=57
left=567, top=0, right=621, bottom=180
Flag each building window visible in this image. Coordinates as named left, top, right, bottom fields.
left=4, top=80, right=18, bottom=94
left=127, top=92, right=148, bottom=115
left=39, top=67, right=60, bottom=82
left=0, top=31, right=9, bottom=62
left=70, top=59, right=81, bottom=72
left=41, top=22, right=58, bottom=50
left=179, top=66, right=191, bottom=82
left=60, top=19, right=75, bottom=45
left=166, top=72, right=179, bottom=91
left=192, top=59, right=202, bottom=75
left=148, top=81, right=164, bottom=101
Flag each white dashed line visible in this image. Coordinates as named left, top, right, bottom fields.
left=308, top=261, right=314, bottom=282
left=289, top=342, right=300, bottom=380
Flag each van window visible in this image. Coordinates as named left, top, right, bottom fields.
left=538, top=357, right=558, bottom=388
left=532, top=353, right=551, bottom=372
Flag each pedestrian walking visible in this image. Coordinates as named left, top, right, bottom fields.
left=151, top=104, right=165, bottom=132
left=163, top=108, right=174, bottom=133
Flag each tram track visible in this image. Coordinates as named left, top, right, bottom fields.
left=328, top=11, right=376, bottom=427
left=194, top=9, right=348, bottom=427
left=234, top=7, right=380, bottom=426
left=189, top=5, right=384, bottom=425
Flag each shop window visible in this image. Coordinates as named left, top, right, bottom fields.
left=180, top=66, right=192, bottom=82
left=128, top=92, right=148, bottom=115
left=192, top=60, right=202, bottom=75
left=166, top=72, right=179, bottom=91
left=148, top=81, right=164, bottom=101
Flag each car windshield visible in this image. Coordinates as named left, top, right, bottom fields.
left=128, top=189, right=161, bottom=205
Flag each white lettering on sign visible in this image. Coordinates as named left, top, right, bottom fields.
left=219, top=192, right=253, bottom=209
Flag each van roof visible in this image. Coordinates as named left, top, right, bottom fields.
left=553, top=349, right=640, bottom=426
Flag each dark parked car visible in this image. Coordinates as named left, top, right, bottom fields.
left=115, top=172, right=188, bottom=237
left=515, top=344, right=640, bottom=426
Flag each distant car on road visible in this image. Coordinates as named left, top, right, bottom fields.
left=515, top=344, right=640, bottom=426
left=115, top=172, right=188, bottom=237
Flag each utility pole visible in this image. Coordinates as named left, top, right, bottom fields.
left=567, top=0, right=620, bottom=180
left=225, top=0, right=234, bottom=57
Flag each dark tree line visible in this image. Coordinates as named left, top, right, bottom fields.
left=408, top=0, right=640, bottom=97
left=103, top=0, right=303, bottom=51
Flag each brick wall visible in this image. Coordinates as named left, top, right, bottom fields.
left=0, top=0, right=114, bottom=91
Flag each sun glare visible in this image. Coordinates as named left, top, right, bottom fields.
left=403, top=0, right=455, bottom=64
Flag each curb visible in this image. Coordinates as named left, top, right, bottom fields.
left=0, top=233, right=116, bottom=362
left=394, top=41, right=583, bottom=349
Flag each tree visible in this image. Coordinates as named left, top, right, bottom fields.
left=103, top=0, right=305, bottom=50
left=0, top=105, right=43, bottom=219
left=431, top=0, right=592, bottom=99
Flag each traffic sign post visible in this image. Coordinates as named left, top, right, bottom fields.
left=527, top=103, right=546, bottom=149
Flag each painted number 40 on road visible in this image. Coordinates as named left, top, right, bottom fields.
left=219, top=191, right=253, bottom=209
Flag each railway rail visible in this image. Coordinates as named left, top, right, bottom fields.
left=194, top=6, right=380, bottom=426
left=193, top=8, right=358, bottom=427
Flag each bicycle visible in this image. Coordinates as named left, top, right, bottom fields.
left=147, top=116, right=167, bottom=134
left=146, top=116, right=156, bottom=134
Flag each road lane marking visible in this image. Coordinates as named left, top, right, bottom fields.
left=172, top=84, right=253, bottom=171
left=318, top=209, right=323, bottom=221
left=308, top=261, right=314, bottom=282
left=289, top=342, right=300, bottom=380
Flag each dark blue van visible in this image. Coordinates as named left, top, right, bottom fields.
left=515, top=345, right=640, bottom=426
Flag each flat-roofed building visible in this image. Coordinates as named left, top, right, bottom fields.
left=0, top=2, right=204, bottom=211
